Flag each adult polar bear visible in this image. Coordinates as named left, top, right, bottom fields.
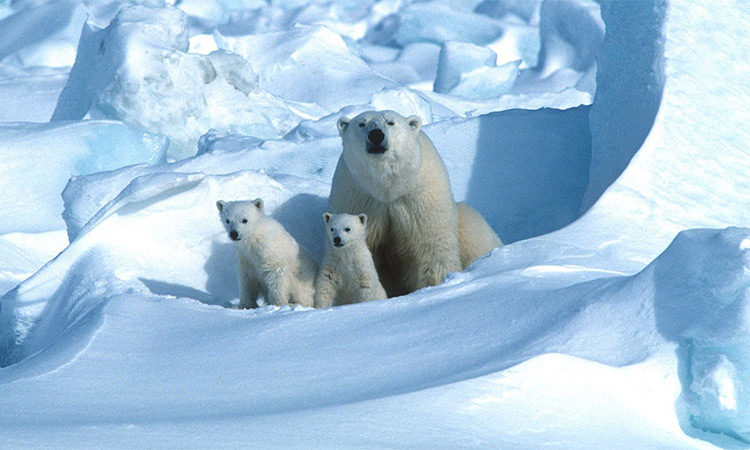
left=330, top=110, right=502, bottom=297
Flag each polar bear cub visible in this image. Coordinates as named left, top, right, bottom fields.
left=314, top=213, right=387, bottom=308
left=217, top=199, right=318, bottom=308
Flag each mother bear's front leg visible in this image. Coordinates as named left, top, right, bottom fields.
left=388, top=198, right=462, bottom=293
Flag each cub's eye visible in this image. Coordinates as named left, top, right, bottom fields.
left=344, top=227, right=351, bottom=232
left=225, top=219, right=230, bottom=224
left=387, top=121, right=395, bottom=126
left=330, top=228, right=334, bottom=232
left=358, top=122, right=365, bottom=128
left=242, top=219, right=248, bottom=224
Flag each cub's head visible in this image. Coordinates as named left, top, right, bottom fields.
left=322, top=212, right=368, bottom=249
left=216, top=199, right=264, bottom=241
left=337, top=110, right=423, bottom=202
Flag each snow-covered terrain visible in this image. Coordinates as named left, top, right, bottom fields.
left=0, top=0, right=748, bottom=448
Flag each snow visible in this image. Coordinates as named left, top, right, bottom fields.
left=0, top=0, right=749, bottom=448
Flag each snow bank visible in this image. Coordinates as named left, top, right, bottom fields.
left=1, top=170, right=329, bottom=365
left=52, top=5, right=299, bottom=159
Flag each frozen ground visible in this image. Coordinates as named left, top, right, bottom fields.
left=0, top=0, right=749, bottom=448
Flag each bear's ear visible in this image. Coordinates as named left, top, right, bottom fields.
left=253, top=198, right=264, bottom=212
left=322, top=212, right=332, bottom=224
left=407, top=116, right=422, bottom=133
left=216, top=200, right=225, bottom=212
left=358, top=214, right=367, bottom=226
left=337, top=117, right=350, bottom=136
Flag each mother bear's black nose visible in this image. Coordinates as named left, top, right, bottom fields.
left=367, top=128, right=385, bottom=145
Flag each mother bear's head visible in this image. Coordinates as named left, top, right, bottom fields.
left=337, top=110, right=424, bottom=203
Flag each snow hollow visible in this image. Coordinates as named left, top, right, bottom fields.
left=0, top=0, right=749, bottom=448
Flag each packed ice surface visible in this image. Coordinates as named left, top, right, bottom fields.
left=1, top=0, right=749, bottom=448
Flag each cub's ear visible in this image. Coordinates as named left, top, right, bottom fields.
left=337, top=117, right=351, bottom=136
left=253, top=198, right=264, bottom=212
left=216, top=200, right=225, bottom=212
left=407, top=115, right=422, bottom=132
left=322, top=212, right=332, bottom=224
left=358, top=214, right=367, bottom=226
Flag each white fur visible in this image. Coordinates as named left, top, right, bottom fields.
left=457, top=202, right=503, bottom=268
left=314, top=213, right=387, bottom=308
left=330, top=110, right=501, bottom=296
left=217, top=199, right=318, bottom=308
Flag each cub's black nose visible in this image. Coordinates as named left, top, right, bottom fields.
left=230, top=230, right=239, bottom=240
left=333, top=236, right=341, bottom=245
left=367, top=128, right=385, bottom=145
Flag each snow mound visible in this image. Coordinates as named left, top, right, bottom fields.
left=52, top=5, right=299, bottom=159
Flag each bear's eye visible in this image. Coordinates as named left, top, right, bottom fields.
left=225, top=219, right=230, bottom=224
left=358, top=122, right=365, bottom=128
left=344, top=227, right=351, bottom=232
left=242, top=218, right=248, bottom=224
left=387, top=121, right=395, bottom=126
left=330, top=228, right=334, bottom=232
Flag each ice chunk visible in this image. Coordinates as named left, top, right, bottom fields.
left=509, top=0, right=603, bottom=97
left=434, top=42, right=497, bottom=94
left=537, top=0, right=604, bottom=77
left=0, top=121, right=167, bottom=234
left=369, top=88, right=436, bottom=124
left=434, top=41, right=520, bottom=99
left=397, top=42, right=442, bottom=82
left=215, top=25, right=393, bottom=113
left=365, top=42, right=442, bottom=86
left=450, top=61, right=521, bottom=99
left=52, top=5, right=300, bottom=160
left=370, top=3, right=505, bottom=47
left=487, top=21, right=541, bottom=68
left=474, top=0, right=544, bottom=24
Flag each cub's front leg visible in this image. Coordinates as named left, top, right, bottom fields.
left=314, top=265, right=337, bottom=308
left=238, top=259, right=261, bottom=309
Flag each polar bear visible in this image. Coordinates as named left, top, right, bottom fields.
left=314, top=213, right=387, bottom=308
left=217, top=199, right=317, bottom=308
left=330, top=110, right=501, bottom=296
